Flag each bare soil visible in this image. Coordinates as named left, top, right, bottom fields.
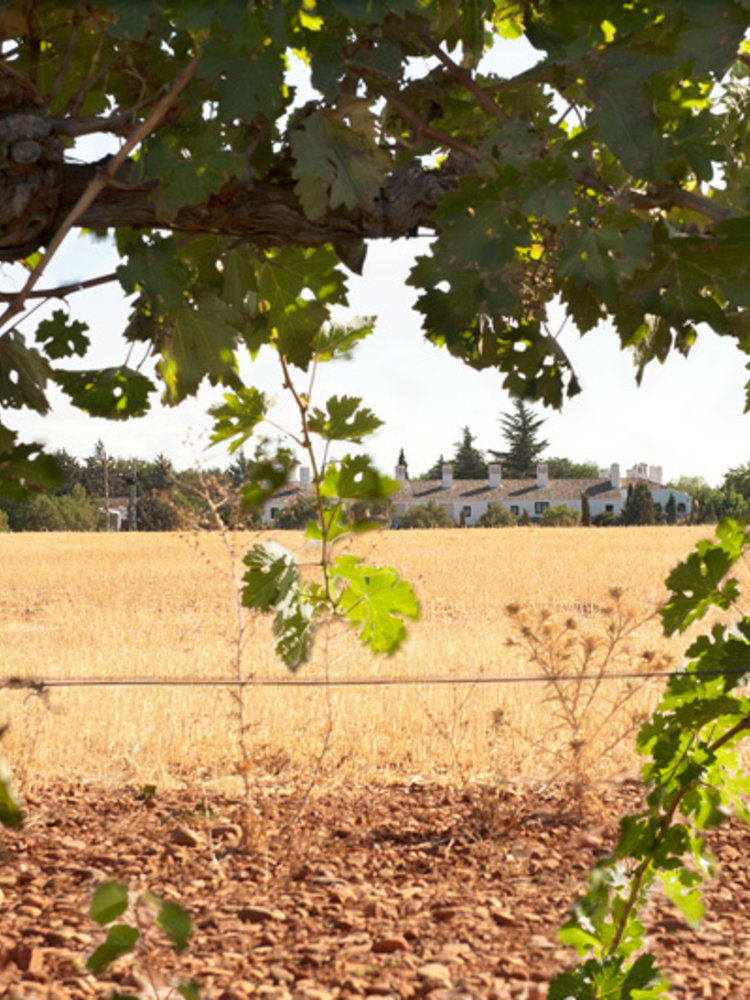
left=0, top=780, right=748, bottom=999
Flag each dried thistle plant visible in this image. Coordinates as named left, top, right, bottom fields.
left=497, top=589, right=674, bottom=815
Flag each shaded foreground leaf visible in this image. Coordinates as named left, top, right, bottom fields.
left=157, top=900, right=192, bottom=952
left=86, top=924, right=139, bottom=973
left=90, top=882, right=129, bottom=925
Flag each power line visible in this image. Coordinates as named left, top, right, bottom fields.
left=1, top=667, right=749, bottom=692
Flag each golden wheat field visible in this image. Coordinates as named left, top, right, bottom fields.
left=0, top=525, right=737, bottom=794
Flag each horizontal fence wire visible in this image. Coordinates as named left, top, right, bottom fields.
left=1, top=667, right=750, bottom=692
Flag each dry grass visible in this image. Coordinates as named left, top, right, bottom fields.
left=0, top=525, right=732, bottom=795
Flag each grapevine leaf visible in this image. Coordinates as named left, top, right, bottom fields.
left=242, top=542, right=300, bottom=612
left=55, top=368, right=154, bottom=419
left=661, top=521, right=748, bottom=634
left=240, top=449, right=297, bottom=510
left=307, top=395, right=383, bottom=442
left=157, top=900, right=192, bottom=952
left=86, top=924, right=139, bottom=974
left=0, top=434, right=63, bottom=500
left=0, top=769, right=22, bottom=829
left=658, top=868, right=705, bottom=927
left=273, top=594, right=316, bottom=671
left=0, top=331, right=51, bottom=413
left=312, top=318, right=374, bottom=360
left=35, top=310, right=90, bottom=359
left=209, top=387, right=268, bottom=452
left=333, top=555, right=419, bottom=655
left=159, top=292, right=241, bottom=402
left=305, top=505, right=382, bottom=544
left=90, top=882, right=129, bottom=925
left=291, top=107, right=388, bottom=219
left=177, top=984, right=201, bottom=1000
left=320, top=455, right=399, bottom=501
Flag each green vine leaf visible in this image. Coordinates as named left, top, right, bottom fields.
left=35, top=309, right=90, bottom=359
left=332, top=555, right=419, bottom=655
left=242, top=542, right=301, bottom=612
left=0, top=769, right=22, bottom=829
left=307, top=395, right=384, bottom=442
left=86, top=924, right=139, bottom=974
left=291, top=106, right=389, bottom=220
left=90, top=882, right=129, bottom=925
left=320, top=455, right=399, bottom=501
left=239, top=449, right=297, bottom=510
left=209, top=387, right=269, bottom=452
left=157, top=900, right=192, bottom=952
left=661, top=519, right=749, bottom=634
left=242, top=541, right=318, bottom=669
left=55, top=367, right=154, bottom=420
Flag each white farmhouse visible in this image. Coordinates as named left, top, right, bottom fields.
left=260, top=462, right=692, bottom=527
left=390, top=462, right=692, bottom=526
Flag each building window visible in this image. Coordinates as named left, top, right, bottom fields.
left=270, top=507, right=279, bottom=519
left=605, top=504, right=614, bottom=512
left=462, top=505, right=471, bottom=518
left=534, top=501, right=549, bottom=514
left=677, top=502, right=686, bottom=514
left=510, top=505, right=520, bottom=515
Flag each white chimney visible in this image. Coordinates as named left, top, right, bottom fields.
left=442, top=463, right=454, bottom=489
left=610, top=463, right=620, bottom=488
left=395, top=464, right=407, bottom=483
left=536, top=462, right=548, bottom=489
left=649, top=465, right=663, bottom=485
left=299, top=467, right=311, bottom=487
left=488, top=463, right=502, bottom=488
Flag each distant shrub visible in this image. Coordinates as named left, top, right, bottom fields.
left=399, top=500, right=456, bottom=528
left=540, top=504, right=580, bottom=527
left=479, top=502, right=517, bottom=527
left=592, top=511, right=619, bottom=527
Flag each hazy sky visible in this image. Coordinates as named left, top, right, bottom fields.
left=4, top=230, right=750, bottom=488
left=4, top=32, right=750, bottom=487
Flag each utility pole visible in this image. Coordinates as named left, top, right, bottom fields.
left=127, top=461, right=138, bottom=531
left=102, top=443, right=111, bottom=531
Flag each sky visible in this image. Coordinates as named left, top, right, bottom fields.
left=3, top=33, right=750, bottom=487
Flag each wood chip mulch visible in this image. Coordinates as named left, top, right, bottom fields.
left=1, top=779, right=748, bottom=999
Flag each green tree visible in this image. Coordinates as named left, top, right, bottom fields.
left=226, top=450, right=249, bottom=490
left=57, top=483, right=103, bottom=531
left=138, top=493, right=181, bottom=532
left=722, top=462, right=750, bottom=501
left=422, top=454, right=446, bottom=480
left=452, top=426, right=488, bottom=479
left=491, top=402, right=549, bottom=477
left=546, top=457, right=600, bottom=479
left=621, top=481, right=657, bottom=525
left=664, top=492, right=677, bottom=524
left=540, top=504, right=580, bottom=527
left=51, top=450, right=85, bottom=493
left=479, top=502, right=517, bottom=527
left=84, top=442, right=122, bottom=498
left=581, top=492, right=592, bottom=526
left=399, top=501, right=456, bottom=529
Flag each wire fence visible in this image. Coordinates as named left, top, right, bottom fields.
left=2, top=666, right=749, bottom=693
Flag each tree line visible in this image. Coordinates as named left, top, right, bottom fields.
left=0, top=441, right=257, bottom=533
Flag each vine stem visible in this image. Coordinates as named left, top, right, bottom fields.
left=607, top=712, right=750, bottom=956
left=277, top=352, right=336, bottom=602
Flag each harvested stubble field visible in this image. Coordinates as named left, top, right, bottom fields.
left=0, top=525, right=719, bottom=791
left=2, top=525, right=750, bottom=1000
